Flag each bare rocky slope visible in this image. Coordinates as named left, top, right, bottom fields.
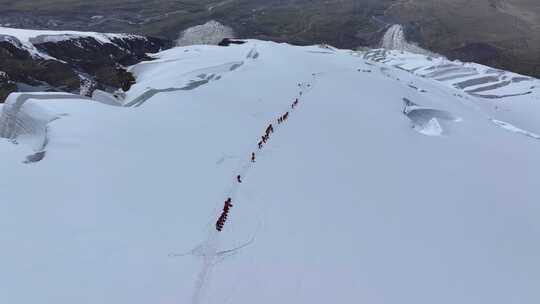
left=0, top=27, right=171, bottom=102
left=386, top=0, right=540, bottom=79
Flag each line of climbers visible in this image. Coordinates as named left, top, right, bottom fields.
left=216, top=198, right=233, bottom=232
left=258, top=123, right=274, bottom=149
left=215, top=88, right=306, bottom=232
left=277, top=112, right=289, bottom=124
left=291, top=98, right=299, bottom=109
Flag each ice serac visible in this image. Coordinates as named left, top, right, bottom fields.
left=0, top=92, right=90, bottom=158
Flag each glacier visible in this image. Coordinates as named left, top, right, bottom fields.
left=0, top=39, right=539, bottom=304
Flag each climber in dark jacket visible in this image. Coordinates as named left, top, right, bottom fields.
left=266, top=124, right=274, bottom=135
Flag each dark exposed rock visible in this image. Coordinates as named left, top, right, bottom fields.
left=33, top=36, right=168, bottom=66
left=0, top=71, right=9, bottom=83
left=80, top=78, right=97, bottom=97
left=447, top=43, right=501, bottom=67
left=218, top=38, right=246, bottom=47
left=0, top=71, right=16, bottom=103
left=0, top=79, right=17, bottom=103
left=32, top=35, right=169, bottom=92
left=0, top=38, right=80, bottom=91
left=92, top=65, right=136, bottom=91
left=0, top=33, right=171, bottom=102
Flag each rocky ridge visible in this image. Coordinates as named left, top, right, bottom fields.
left=0, top=27, right=172, bottom=102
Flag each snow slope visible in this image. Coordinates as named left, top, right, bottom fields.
left=1, top=41, right=539, bottom=304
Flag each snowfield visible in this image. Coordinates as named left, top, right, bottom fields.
left=1, top=40, right=539, bottom=304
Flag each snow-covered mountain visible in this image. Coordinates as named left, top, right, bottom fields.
left=0, top=27, right=170, bottom=102
left=1, top=39, right=539, bottom=304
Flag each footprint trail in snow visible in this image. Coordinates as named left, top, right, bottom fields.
left=185, top=75, right=319, bottom=304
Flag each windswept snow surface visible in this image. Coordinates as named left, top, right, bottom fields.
left=1, top=40, right=540, bottom=304
left=362, top=48, right=540, bottom=135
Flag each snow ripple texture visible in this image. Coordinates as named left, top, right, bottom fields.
left=362, top=46, right=538, bottom=100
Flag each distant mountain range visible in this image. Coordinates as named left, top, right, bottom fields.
left=1, top=0, right=539, bottom=77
